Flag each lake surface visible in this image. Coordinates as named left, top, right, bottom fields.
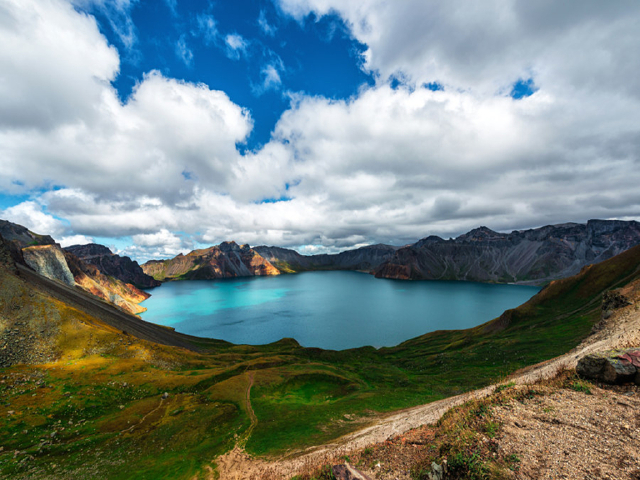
left=140, top=271, right=539, bottom=350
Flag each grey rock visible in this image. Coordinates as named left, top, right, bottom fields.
left=602, top=290, right=632, bottom=312
left=161, top=392, right=169, bottom=400
left=577, top=349, right=640, bottom=384
left=331, top=464, right=372, bottom=480
left=428, top=462, right=446, bottom=480
left=576, top=355, right=609, bottom=379
left=603, top=359, right=636, bottom=383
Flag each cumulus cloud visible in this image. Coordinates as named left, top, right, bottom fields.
left=1, top=0, right=640, bottom=261
left=59, top=234, right=95, bottom=248
left=0, top=62, right=253, bottom=202
left=124, top=229, right=192, bottom=261
left=276, top=0, right=640, bottom=97
left=1, top=201, right=66, bottom=238
left=0, top=0, right=119, bottom=133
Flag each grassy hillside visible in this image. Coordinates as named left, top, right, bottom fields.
left=2, top=245, right=640, bottom=478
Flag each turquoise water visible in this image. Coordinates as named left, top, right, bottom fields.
left=140, top=271, right=539, bottom=350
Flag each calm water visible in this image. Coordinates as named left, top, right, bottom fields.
left=140, top=271, right=539, bottom=350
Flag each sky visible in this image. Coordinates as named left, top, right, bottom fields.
left=1, top=0, right=639, bottom=262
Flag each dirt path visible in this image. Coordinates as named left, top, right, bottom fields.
left=121, top=397, right=165, bottom=435
left=214, top=303, right=640, bottom=479
left=215, top=371, right=278, bottom=480
left=237, top=371, right=257, bottom=449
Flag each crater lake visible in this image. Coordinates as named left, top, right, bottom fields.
left=140, top=271, right=540, bottom=350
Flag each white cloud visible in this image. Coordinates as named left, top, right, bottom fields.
left=252, top=64, right=283, bottom=95
left=0, top=65, right=253, bottom=203
left=0, top=0, right=119, bottom=133
left=175, top=34, right=193, bottom=66
left=258, top=9, right=276, bottom=36
left=72, top=0, right=138, bottom=50
left=224, top=33, right=248, bottom=60
left=1, top=201, right=65, bottom=238
left=196, top=14, right=218, bottom=45
left=276, top=0, right=640, bottom=98
left=125, top=229, right=193, bottom=261
left=59, top=234, right=95, bottom=248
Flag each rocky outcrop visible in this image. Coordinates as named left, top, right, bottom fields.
left=0, top=219, right=55, bottom=248
left=1, top=220, right=150, bottom=315
left=64, top=243, right=160, bottom=288
left=375, top=220, right=640, bottom=284
left=254, top=244, right=398, bottom=273
left=577, top=349, right=640, bottom=384
left=141, top=241, right=280, bottom=281
left=22, top=245, right=75, bottom=286
left=63, top=252, right=150, bottom=315
left=331, top=464, right=373, bottom=480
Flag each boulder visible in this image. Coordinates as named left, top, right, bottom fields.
left=602, top=359, right=636, bottom=384
left=602, top=290, right=632, bottom=312
left=577, top=349, right=640, bottom=384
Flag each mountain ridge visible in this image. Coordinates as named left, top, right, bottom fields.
left=373, top=219, right=640, bottom=284
left=141, top=241, right=280, bottom=281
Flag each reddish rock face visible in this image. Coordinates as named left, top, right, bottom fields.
left=63, top=251, right=150, bottom=315
left=141, top=242, right=280, bottom=281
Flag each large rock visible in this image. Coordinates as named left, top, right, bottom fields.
left=22, top=245, right=75, bottom=286
left=374, top=220, right=640, bottom=284
left=577, top=349, right=640, bottom=384
left=331, top=464, right=372, bottom=480
left=601, top=290, right=632, bottom=319
left=64, top=244, right=160, bottom=288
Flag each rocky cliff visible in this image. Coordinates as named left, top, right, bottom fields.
left=374, top=220, right=640, bottom=284
left=141, top=241, right=280, bottom=281
left=0, top=220, right=151, bottom=315
left=64, top=243, right=160, bottom=288
left=63, top=251, right=150, bottom=315
left=254, top=244, right=398, bottom=273
left=22, top=245, right=76, bottom=286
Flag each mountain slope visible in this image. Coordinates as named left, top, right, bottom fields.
left=141, top=241, right=280, bottom=281
left=375, top=219, right=640, bottom=284
left=254, top=243, right=398, bottom=273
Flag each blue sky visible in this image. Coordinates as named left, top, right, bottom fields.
left=89, top=0, right=373, bottom=150
left=1, top=0, right=639, bottom=261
